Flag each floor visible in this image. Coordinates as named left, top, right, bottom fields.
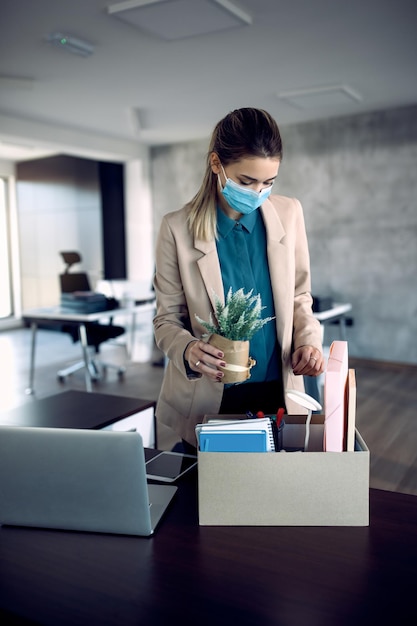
left=0, top=324, right=179, bottom=452
left=1, top=325, right=416, bottom=496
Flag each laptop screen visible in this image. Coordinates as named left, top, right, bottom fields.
left=0, top=427, right=176, bottom=536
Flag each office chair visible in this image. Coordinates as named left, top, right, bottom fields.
left=57, top=251, right=126, bottom=382
left=60, top=250, right=91, bottom=293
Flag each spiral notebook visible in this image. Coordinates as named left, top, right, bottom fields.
left=196, top=418, right=275, bottom=452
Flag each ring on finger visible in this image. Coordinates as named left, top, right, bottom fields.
left=195, top=360, right=201, bottom=367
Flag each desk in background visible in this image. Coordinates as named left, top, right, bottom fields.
left=22, top=300, right=350, bottom=396
left=95, top=279, right=155, bottom=308
left=0, top=458, right=415, bottom=625
left=23, top=300, right=155, bottom=394
left=314, top=301, right=353, bottom=341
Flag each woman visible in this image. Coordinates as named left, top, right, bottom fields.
left=153, top=108, right=324, bottom=451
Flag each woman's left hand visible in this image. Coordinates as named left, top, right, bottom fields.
left=291, top=346, right=324, bottom=376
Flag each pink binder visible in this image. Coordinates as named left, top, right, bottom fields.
left=324, top=341, right=348, bottom=452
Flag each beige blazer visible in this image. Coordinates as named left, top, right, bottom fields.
left=153, top=194, right=323, bottom=445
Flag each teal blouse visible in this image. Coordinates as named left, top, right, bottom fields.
left=215, top=206, right=280, bottom=385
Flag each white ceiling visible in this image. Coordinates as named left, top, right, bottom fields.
left=1, top=0, right=416, bottom=162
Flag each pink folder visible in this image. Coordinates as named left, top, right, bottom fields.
left=324, top=341, right=348, bottom=452
left=346, top=369, right=357, bottom=452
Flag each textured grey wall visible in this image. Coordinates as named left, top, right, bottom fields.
left=151, top=105, right=417, bottom=364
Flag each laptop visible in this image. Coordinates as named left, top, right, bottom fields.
left=0, top=426, right=177, bottom=536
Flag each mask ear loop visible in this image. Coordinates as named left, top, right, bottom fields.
left=219, top=163, right=228, bottom=187
left=217, top=163, right=229, bottom=194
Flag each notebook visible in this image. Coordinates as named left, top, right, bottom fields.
left=196, top=417, right=276, bottom=452
left=199, top=429, right=268, bottom=452
left=0, top=426, right=177, bottom=536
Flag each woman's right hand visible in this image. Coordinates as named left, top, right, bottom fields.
left=185, top=340, right=226, bottom=382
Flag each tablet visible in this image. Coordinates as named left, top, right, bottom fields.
left=145, top=451, right=197, bottom=483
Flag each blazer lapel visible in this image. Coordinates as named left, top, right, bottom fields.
left=195, top=238, right=225, bottom=310
left=260, top=199, right=291, bottom=344
left=261, top=198, right=286, bottom=243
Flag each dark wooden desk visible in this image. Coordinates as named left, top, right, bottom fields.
left=0, top=455, right=416, bottom=626
left=0, top=390, right=156, bottom=447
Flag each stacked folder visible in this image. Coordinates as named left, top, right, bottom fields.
left=196, top=418, right=276, bottom=452
left=60, top=291, right=109, bottom=313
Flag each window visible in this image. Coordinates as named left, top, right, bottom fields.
left=0, top=178, right=12, bottom=318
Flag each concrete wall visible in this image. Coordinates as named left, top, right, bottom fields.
left=150, top=105, right=417, bottom=364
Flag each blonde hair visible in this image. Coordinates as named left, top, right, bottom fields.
left=187, top=108, right=283, bottom=241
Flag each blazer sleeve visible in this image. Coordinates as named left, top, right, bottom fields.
left=153, top=211, right=201, bottom=378
left=292, top=198, right=322, bottom=351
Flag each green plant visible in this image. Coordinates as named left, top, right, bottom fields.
left=195, top=287, right=275, bottom=341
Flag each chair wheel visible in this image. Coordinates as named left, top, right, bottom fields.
left=117, top=368, right=125, bottom=379
left=57, top=375, right=65, bottom=383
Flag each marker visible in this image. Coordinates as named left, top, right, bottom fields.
left=276, top=408, right=285, bottom=428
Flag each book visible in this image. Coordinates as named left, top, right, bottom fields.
left=199, top=430, right=267, bottom=452
left=196, top=418, right=276, bottom=452
left=61, top=291, right=107, bottom=302
left=60, top=292, right=110, bottom=313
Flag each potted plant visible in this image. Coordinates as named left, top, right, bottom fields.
left=195, top=288, right=274, bottom=384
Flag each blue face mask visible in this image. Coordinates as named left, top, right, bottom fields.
left=218, top=165, right=272, bottom=215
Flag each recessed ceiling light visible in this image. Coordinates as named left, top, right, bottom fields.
left=278, top=85, right=362, bottom=110
left=107, top=0, right=252, bottom=40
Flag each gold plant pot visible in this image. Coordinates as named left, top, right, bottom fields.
left=208, top=334, right=256, bottom=384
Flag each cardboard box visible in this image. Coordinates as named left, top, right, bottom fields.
left=198, top=415, right=369, bottom=527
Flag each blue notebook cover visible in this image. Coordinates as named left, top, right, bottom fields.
left=199, top=430, right=267, bottom=452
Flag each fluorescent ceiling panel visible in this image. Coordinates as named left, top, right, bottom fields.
left=278, top=85, right=363, bottom=110
left=107, top=0, right=252, bottom=40
left=46, top=32, right=94, bottom=57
